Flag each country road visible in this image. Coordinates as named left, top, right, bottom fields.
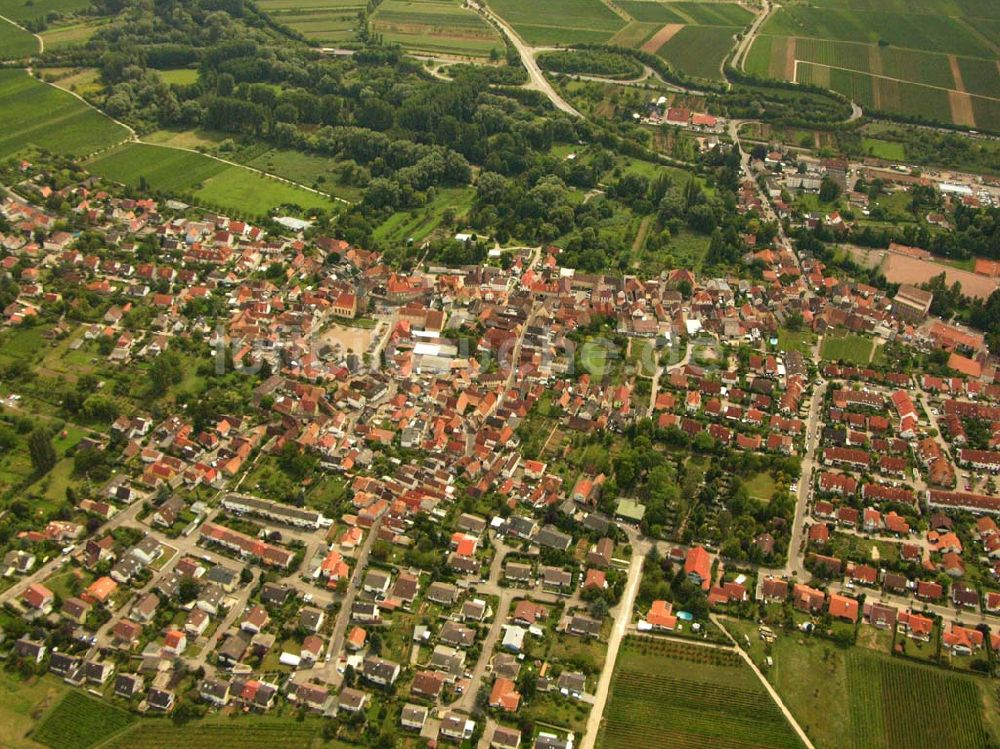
left=578, top=536, right=645, bottom=749
left=467, top=0, right=581, bottom=118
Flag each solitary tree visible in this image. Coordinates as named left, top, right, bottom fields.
left=28, top=428, right=56, bottom=475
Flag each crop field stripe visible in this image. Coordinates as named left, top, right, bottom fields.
left=31, top=691, right=135, bottom=749
left=608, top=21, right=661, bottom=47
left=793, top=60, right=1000, bottom=102
left=640, top=22, right=683, bottom=53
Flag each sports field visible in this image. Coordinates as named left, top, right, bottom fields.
left=255, top=0, right=364, bottom=45
left=0, top=69, right=129, bottom=160
left=597, top=637, right=805, bottom=749
left=371, top=0, right=503, bottom=58
left=743, top=0, right=1000, bottom=128
left=87, top=143, right=335, bottom=216
left=819, top=332, right=874, bottom=365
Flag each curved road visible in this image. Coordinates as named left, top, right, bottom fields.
left=467, top=0, right=581, bottom=117
left=732, top=0, right=773, bottom=72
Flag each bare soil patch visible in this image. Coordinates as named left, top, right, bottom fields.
left=948, top=89, right=976, bottom=128
left=784, top=37, right=796, bottom=80
left=948, top=55, right=965, bottom=91
left=883, top=253, right=997, bottom=299
left=641, top=22, right=683, bottom=53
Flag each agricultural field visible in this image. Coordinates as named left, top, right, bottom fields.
left=657, top=24, right=740, bottom=81
left=104, top=717, right=357, bottom=749
left=487, top=0, right=626, bottom=46
left=0, top=69, right=129, bottom=160
left=597, top=636, right=805, bottom=749
left=31, top=691, right=134, bottom=749
left=0, top=672, right=67, bottom=749
left=613, top=1, right=753, bottom=81
left=373, top=185, right=474, bottom=244
left=0, top=18, right=38, bottom=59
left=255, top=0, right=364, bottom=46
left=819, top=332, right=874, bottom=365
left=86, top=143, right=335, bottom=216
left=246, top=148, right=363, bottom=201
left=0, top=0, right=92, bottom=23
left=743, top=0, right=1000, bottom=128
left=38, top=18, right=107, bottom=50
left=722, top=618, right=1000, bottom=749
left=371, top=0, right=504, bottom=58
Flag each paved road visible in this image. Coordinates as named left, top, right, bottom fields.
left=783, top=378, right=826, bottom=577
left=732, top=0, right=773, bottom=72
left=0, top=498, right=149, bottom=607
left=456, top=592, right=513, bottom=711
left=578, top=536, right=646, bottom=749
left=314, top=515, right=384, bottom=686
left=468, top=0, right=581, bottom=118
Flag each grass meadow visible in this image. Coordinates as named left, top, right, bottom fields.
left=0, top=69, right=129, bottom=159
left=87, top=143, right=335, bottom=216
left=819, top=332, right=875, bottom=365
left=0, top=18, right=38, bottom=58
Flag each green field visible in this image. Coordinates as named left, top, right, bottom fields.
left=723, top=619, right=1000, bottom=749
left=819, top=332, right=874, bottom=365
left=0, top=17, right=38, bottom=58
left=0, top=673, right=67, bottom=749
left=87, top=143, right=334, bottom=216
left=158, top=68, right=200, bottom=85
left=612, top=1, right=751, bottom=80
left=372, top=0, right=503, bottom=57
left=0, top=0, right=92, bottom=22
left=256, top=0, right=364, bottom=45
left=744, top=1, right=1000, bottom=128
left=246, top=148, right=362, bottom=201
left=760, top=7, right=992, bottom=57
left=31, top=692, right=134, bottom=749
left=657, top=24, right=739, bottom=81
left=861, top=137, right=906, bottom=160
left=105, top=718, right=358, bottom=749
left=0, top=69, right=129, bottom=159
left=597, top=637, right=805, bottom=749
left=488, top=0, right=625, bottom=45
left=776, top=327, right=815, bottom=354
left=38, top=18, right=106, bottom=49
left=373, top=185, right=474, bottom=244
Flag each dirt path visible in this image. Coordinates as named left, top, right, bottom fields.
left=713, top=616, right=818, bottom=749
left=948, top=54, right=966, bottom=92
left=631, top=215, right=652, bottom=252
left=947, top=90, right=976, bottom=128
left=641, top=23, right=683, bottom=53
left=784, top=37, right=796, bottom=81
left=601, top=0, right=633, bottom=23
